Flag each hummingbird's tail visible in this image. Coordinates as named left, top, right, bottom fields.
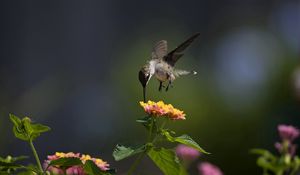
left=174, top=69, right=197, bottom=77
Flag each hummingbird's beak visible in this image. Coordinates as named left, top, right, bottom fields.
left=143, top=86, right=146, bottom=102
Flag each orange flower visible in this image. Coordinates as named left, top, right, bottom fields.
left=139, top=100, right=186, bottom=120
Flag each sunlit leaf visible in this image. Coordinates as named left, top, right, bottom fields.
left=48, top=157, right=82, bottom=168
left=257, top=157, right=277, bottom=172
left=0, top=162, right=22, bottom=169
left=162, top=130, right=209, bottom=154
left=147, top=147, right=181, bottom=175
left=136, top=116, right=151, bottom=123
left=0, top=155, right=30, bottom=174
left=250, top=149, right=276, bottom=161
left=113, top=144, right=146, bottom=161
left=9, top=114, right=50, bottom=141
left=83, top=160, right=111, bottom=175
left=0, top=156, right=28, bottom=163
left=10, top=114, right=28, bottom=141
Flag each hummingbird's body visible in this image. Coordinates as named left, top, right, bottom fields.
left=151, top=59, right=174, bottom=82
left=139, top=33, right=200, bottom=101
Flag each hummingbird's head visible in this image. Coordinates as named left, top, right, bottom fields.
left=138, top=66, right=151, bottom=87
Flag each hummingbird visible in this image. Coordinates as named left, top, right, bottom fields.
left=138, top=33, right=199, bottom=102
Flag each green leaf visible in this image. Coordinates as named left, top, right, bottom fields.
left=16, top=171, right=35, bottom=175
left=0, top=162, right=25, bottom=174
left=31, top=124, right=50, bottom=133
left=10, top=114, right=29, bottom=141
left=10, top=156, right=28, bottom=162
left=30, top=123, right=51, bottom=141
left=136, top=116, right=151, bottom=123
left=83, top=160, right=111, bottom=175
left=136, top=116, right=157, bottom=134
left=15, top=164, right=40, bottom=175
left=113, top=144, right=146, bottom=161
left=105, top=169, right=116, bottom=175
left=9, top=114, right=22, bottom=129
left=0, top=155, right=30, bottom=174
left=0, top=155, right=28, bottom=163
left=9, top=114, right=51, bottom=141
left=257, top=157, right=277, bottom=172
left=175, top=135, right=209, bottom=154
left=162, top=130, right=209, bottom=154
left=250, top=149, right=276, bottom=161
left=179, top=166, right=189, bottom=175
left=48, top=157, right=82, bottom=169
left=0, top=162, right=22, bottom=169
left=22, top=118, right=34, bottom=137
left=147, top=147, right=181, bottom=175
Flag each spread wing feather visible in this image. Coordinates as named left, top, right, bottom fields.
left=164, top=33, right=200, bottom=66
left=151, top=40, right=168, bottom=60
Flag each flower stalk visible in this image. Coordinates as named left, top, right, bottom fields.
left=29, top=139, right=44, bottom=174
left=127, top=117, right=156, bottom=175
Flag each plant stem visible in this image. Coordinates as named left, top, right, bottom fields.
left=127, top=152, right=146, bottom=175
left=152, top=119, right=168, bottom=144
left=147, top=118, right=154, bottom=142
left=29, top=140, right=44, bottom=174
left=127, top=118, right=155, bottom=175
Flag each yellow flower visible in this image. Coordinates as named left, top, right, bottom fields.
left=93, top=158, right=109, bottom=171
left=80, top=154, right=92, bottom=163
left=55, top=152, right=80, bottom=158
left=139, top=100, right=186, bottom=120
left=46, top=152, right=110, bottom=172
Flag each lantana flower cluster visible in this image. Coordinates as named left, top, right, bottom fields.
left=275, top=124, right=300, bottom=156
left=44, top=152, right=110, bottom=175
left=139, top=100, right=186, bottom=120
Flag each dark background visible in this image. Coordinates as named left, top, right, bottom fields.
left=0, top=0, right=299, bottom=174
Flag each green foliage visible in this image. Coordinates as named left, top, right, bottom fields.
left=48, top=157, right=82, bottom=170
left=7, top=113, right=115, bottom=175
left=9, top=114, right=51, bottom=174
left=115, top=115, right=208, bottom=174
left=16, top=164, right=40, bottom=175
left=0, top=155, right=28, bottom=174
left=113, top=144, right=146, bottom=161
left=9, top=114, right=50, bottom=142
left=147, top=147, right=183, bottom=175
left=162, top=130, right=209, bottom=154
left=0, top=156, right=28, bottom=163
left=83, top=160, right=113, bottom=175
left=136, top=116, right=157, bottom=134
left=251, top=148, right=300, bottom=175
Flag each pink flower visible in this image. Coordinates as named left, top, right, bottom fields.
left=44, top=152, right=110, bottom=175
left=274, top=142, right=283, bottom=152
left=198, top=162, right=223, bottom=175
left=140, top=101, right=186, bottom=120
left=278, top=125, right=300, bottom=142
left=275, top=142, right=297, bottom=156
left=176, top=144, right=200, bottom=162
left=66, top=166, right=85, bottom=174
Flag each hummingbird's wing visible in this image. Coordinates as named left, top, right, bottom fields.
left=164, top=33, right=200, bottom=66
left=151, top=40, right=168, bottom=60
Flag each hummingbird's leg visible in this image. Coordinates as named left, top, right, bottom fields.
left=165, top=73, right=172, bottom=91
left=166, top=81, right=171, bottom=92
left=159, top=81, right=163, bottom=91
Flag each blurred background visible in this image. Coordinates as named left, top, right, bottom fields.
left=0, top=0, right=299, bottom=174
